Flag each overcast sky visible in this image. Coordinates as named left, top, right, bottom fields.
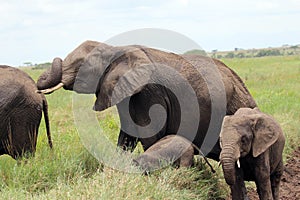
left=0, top=0, right=299, bottom=66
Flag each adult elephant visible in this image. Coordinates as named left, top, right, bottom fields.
left=37, top=40, right=256, bottom=161
left=0, top=65, right=53, bottom=159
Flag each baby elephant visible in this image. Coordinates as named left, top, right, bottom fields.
left=133, top=135, right=195, bottom=173
left=133, top=135, right=215, bottom=174
left=219, top=107, right=285, bottom=200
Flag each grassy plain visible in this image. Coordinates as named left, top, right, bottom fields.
left=0, top=55, right=299, bottom=199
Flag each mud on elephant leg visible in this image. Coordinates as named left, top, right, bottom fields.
left=255, top=179, right=273, bottom=200
left=270, top=161, right=284, bottom=200
left=230, top=168, right=249, bottom=200
left=254, top=155, right=273, bottom=200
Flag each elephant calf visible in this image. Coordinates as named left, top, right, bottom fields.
left=133, top=135, right=195, bottom=173
left=134, top=134, right=216, bottom=174
left=0, top=65, right=52, bottom=159
left=219, top=107, right=285, bottom=200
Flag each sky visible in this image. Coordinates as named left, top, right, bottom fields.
left=0, top=0, right=299, bottom=66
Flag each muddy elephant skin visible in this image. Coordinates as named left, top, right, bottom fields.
left=220, top=107, right=285, bottom=200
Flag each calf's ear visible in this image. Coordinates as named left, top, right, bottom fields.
left=251, top=114, right=280, bottom=157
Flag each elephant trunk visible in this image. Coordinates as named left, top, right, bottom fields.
left=37, top=58, right=63, bottom=93
left=220, top=146, right=238, bottom=185
left=222, top=158, right=236, bottom=185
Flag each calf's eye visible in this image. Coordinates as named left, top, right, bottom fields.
left=241, top=136, right=247, bottom=144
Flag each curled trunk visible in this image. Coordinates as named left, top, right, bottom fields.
left=37, top=58, right=62, bottom=90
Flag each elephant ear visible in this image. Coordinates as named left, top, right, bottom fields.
left=62, top=40, right=103, bottom=88
left=252, top=114, right=280, bottom=157
left=219, top=115, right=231, bottom=148
left=93, top=46, right=156, bottom=111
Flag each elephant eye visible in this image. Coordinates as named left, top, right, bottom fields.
left=241, top=136, right=247, bottom=144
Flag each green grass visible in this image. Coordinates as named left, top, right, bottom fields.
left=0, top=55, right=299, bottom=199
left=222, top=56, right=300, bottom=157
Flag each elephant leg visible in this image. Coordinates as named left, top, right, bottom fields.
left=117, top=130, right=138, bottom=152
left=230, top=169, right=249, bottom=200
left=179, top=146, right=194, bottom=167
left=254, top=156, right=273, bottom=200
left=255, top=179, right=273, bottom=200
left=270, top=161, right=284, bottom=200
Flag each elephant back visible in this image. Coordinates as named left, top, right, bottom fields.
left=0, top=66, right=43, bottom=136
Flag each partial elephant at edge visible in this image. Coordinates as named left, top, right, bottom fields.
left=0, top=65, right=53, bottom=159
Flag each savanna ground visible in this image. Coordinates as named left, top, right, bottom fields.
left=0, top=55, right=299, bottom=199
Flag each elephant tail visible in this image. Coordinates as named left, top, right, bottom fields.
left=192, top=143, right=215, bottom=173
left=42, top=97, right=53, bottom=149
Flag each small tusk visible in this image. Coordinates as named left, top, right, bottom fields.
left=218, top=161, right=221, bottom=167
left=237, top=159, right=241, bottom=168
left=36, top=83, right=64, bottom=94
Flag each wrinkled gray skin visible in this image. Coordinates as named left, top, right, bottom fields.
left=133, top=135, right=195, bottom=173
left=37, top=40, right=256, bottom=161
left=219, top=107, right=285, bottom=200
left=0, top=66, right=52, bottom=159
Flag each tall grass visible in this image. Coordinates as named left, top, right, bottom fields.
left=223, top=56, right=300, bottom=157
left=0, top=55, right=298, bottom=199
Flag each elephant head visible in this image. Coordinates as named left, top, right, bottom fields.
left=37, top=40, right=180, bottom=111
left=37, top=40, right=103, bottom=93
left=219, top=107, right=281, bottom=185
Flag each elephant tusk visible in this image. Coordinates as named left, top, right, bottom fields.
left=36, top=83, right=64, bottom=94
left=218, top=161, right=222, bottom=167
left=237, top=159, right=241, bottom=168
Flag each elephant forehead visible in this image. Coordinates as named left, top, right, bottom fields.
left=225, top=115, right=250, bottom=126
left=220, top=126, right=239, bottom=138
left=220, top=130, right=241, bottom=147
left=234, top=107, right=256, bottom=115
left=221, top=118, right=248, bottom=135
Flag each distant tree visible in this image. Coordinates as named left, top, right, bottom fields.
left=225, top=52, right=235, bottom=58
left=184, top=49, right=207, bottom=56
left=271, top=49, right=281, bottom=56
left=32, top=62, right=51, bottom=70
left=255, top=50, right=266, bottom=57
left=210, top=49, right=218, bottom=58
left=23, top=62, right=33, bottom=66
left=236, top=52, right=245, bottom=58
left=255, top=49, right=281, bottom=57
